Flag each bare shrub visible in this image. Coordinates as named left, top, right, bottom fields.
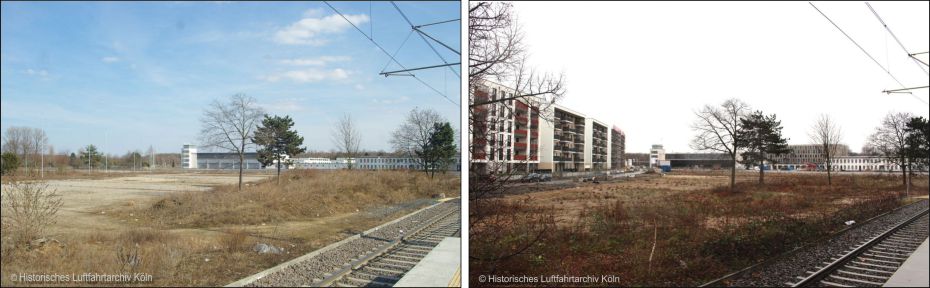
left=115, top=244, right=142, bottom=274
left=221, top=228, right=249, bottom=253
left=1, top=181, right=63, bottom=245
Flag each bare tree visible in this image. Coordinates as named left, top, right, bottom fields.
left=867, top=112, right=913, bottom=189
left=200, top=94, right=265, bottom=191
left=391, top=107, right=446, bottom=173
left=468, top=2, right=564, bottom=273
left=331, top=114, right=362, bottom=170
left=809, top=114, right=844, bottom=187
left=31, top=128, right=48, bottom=175
left=3, top=127, right=36, bottom=171
left=690, top=98, right=751, bottom=191
left=468, top=2, right=566, bottom=119
left=469, top=2, right=523, bottom=87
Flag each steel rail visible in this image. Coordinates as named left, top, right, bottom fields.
left=700, top=200, right=927, bottom=287
left=311, top=209, right=459, bottom=287
left=791, top=209, right=928, bottom=287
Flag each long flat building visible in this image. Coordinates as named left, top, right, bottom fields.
left=182, top=145, right=460, bottom=171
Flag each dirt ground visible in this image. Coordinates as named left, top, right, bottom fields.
left=38, top=174, right=270, bottom=235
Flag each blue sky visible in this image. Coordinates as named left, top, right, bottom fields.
left=1, top=1, right=461, bottom=155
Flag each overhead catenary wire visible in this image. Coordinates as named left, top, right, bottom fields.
left=323, top=1, right=458, bottom=106
left=865, top=2, right=929, bottom=76
left=390, top=1, right=461, bottom=78
left=809, top=2, right=928, bottom=105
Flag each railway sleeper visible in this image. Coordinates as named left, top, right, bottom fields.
left=353, top=270, right=402, bottom=282
left=827, top=274, right=884, bottom=286
left=819, top=280, right=854, bottom=287
left=835, top=269, right=890, bottom=281
left=862, top=252, right=908, bottom=261
left=377, top=257, right=419, bottom=267
left=368, top=261, right=414, bottom=271
left=842, top=265, right=895, bottom=275
left=867, top=249, right=910, bottom=258
left=856, top=256, right=901, bottom=265
left=850, top=260, right=898, bottom=270
left=345, top=274, right=397, bottom=286
left=873, top=245, right=915, bottom=253
left=359, top=265, right=407, bottom=276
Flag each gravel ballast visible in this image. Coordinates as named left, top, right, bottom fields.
left=243, top=200, right=461, bottom=287
left=722, top=200, right=929, bottom=287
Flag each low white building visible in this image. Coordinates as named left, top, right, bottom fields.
left=833, top=156, right=902, bottom=172
left=771, top=155, right=903, bottom=172
left=290, top=156, right=461, bottom=171
left=182, top=144, right=263, bottom=169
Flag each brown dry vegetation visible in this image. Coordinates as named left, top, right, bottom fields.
left=139, top=169, right=459, bottom=228
left=1, top=170, right=459, bottom=287
left=470, top=171, right=929, bottom=287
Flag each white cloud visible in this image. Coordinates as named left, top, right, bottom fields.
left=273, top=11, right=369, bottom=45
left=279, top=56, right=351, bottom=66
left=354, top=84, right=365, bottom=90
left=262, top=68, right=350, bottom=83
left=101, top=56, right=120, bottom=63
left=23, top=69, right=49, bottom=77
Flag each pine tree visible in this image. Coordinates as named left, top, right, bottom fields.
left=253, top=115, right=306, bottom=184
left=738, top=111, right=790, bottom=184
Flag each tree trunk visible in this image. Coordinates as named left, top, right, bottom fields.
left=900, top=157, right=907, bottom=189
left=730, top=152, right=736, bottom=191
left=238, top=139, right=244, bottom=191
left=827, top=162, right=832, bottom=186
left=276, top=157, right=281, bottom=185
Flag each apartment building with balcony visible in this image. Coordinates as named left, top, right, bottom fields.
left=539, top=105, right=587, bottom=173
left=611, top=126, right=626, bottom=169
left=586, top=118, right=610, bottom=171
left=469, top=80, right=541, bottom=174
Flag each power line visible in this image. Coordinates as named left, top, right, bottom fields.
left=323, top=1, right=458, bottom=106
left=390, top=1, right=461, bottom=78
left=865, top=2, right=929, bottom=76
left=380, top=30, right=415, bottom=73
left=883, top=86, right=929, bottom=94
left=809, top=2, right=928, bottom=105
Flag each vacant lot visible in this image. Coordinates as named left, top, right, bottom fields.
left=1, top=170, right=459, bottom=286
left=470, top=171, right=929, bottom=287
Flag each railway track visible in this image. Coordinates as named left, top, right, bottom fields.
left=313, top=208, right=461, bottom=287
left=789, top=209, right=928, bottom=287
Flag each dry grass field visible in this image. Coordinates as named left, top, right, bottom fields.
left=470, top=171, right=929, bottom=287
left=1, top=169, right=459, bottom=286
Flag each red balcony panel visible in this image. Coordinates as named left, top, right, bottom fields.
left=514, top=129, right=528, bottom=135
left=516, top=100, right=529, bottom=110
left=514, top=142, right=528, bottom=148
left=515, top=115, right=528, bottom=123
left=514, top=155, right=527, bottom=161
left=530, top=156, right=538, bottom=161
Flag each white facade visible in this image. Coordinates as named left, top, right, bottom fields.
left=833, top=156, right=902, bottom=172
left=287, top=156, right=460, bottom=171
left=649, top=144, right=666, bottom=167
left=536, top=104, right=615, bottom=173
left=181, top=144, right=197, bottom=169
